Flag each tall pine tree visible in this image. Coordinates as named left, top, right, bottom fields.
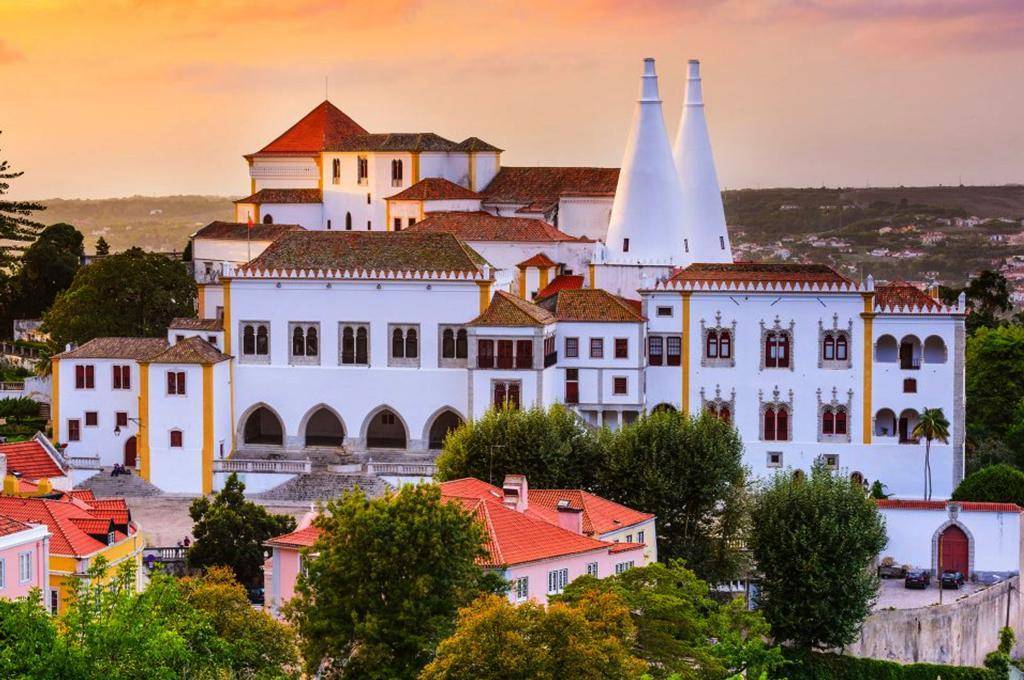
left=0, top=132, right=44, bottom=336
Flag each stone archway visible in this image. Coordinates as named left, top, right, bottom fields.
left=426, top=409, right=465, bottom=450
left=303, top=406, right=345, bottom=447
left=932, top=517, right=975, bottom=578
left=242, top=405, right=284, bottom=446
left=364, top=407, right=408, bottom=449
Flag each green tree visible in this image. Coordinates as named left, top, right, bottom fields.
left=913, top=407, right=950, bottom=501
left=180, top=566, right=299, bottom=678
left=965, top=324, right=1024, bottom=448
left=0, top=590, right=63, bottom=677
left=749, top=464, right=887, bottom=650
left=596, top=410, right=749, bottom=583
left=41, top=246, right=196, bottom=349
left=11, top=223, right=84, bottom=319
left=94, top=236, right=110, bottom=256
left=942, top=270, right=1012, bottom=332
left=436, top=404, right=602, bottom=488
left=952, top=464, right=1024, bottom=507
left=286, top=484, right=503, bottom=680
left=556, top=561, right=781, bottom=680
left=420, top=591, right=647, bottom=680
left=186, top=473, right=296, bottom=587
left=0, top=133, right=45, bottom=335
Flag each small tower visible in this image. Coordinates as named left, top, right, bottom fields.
left=605, top=58, right=689, bottom=264
left=673, top=60, right=732, bottom=263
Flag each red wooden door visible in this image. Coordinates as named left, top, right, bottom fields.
left=124, top=436, right=138, bottom=468
left=940, top=525, right=969, bottom=575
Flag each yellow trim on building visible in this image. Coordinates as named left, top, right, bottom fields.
left=680, top=292, right=692, bottom=413
left=418, top=202, right=425, bottom=223
left=861, top=293, right=875, bottom=444
left=196, top=283, right=206, bottom=318
left=228, top=361, right=237, bottom=455
left=50, top=358, right=59, bottom=442
left=477, top=281, right=492, bottom=313
left=253, top=204, right=261, bottom=224
left=588, top=263, right=596, bottom=289
left=538, top=267, right=550, bottom=291
left=411, top=152, right=420, bottom=184
left=138, top=363, right=151, bottom=481
left=250, top=178, right=256, bottom=195
left=468, top=152, right=476, bottom=191
left=386, top=201, right=392, bottom=231
left=315, top=156, right=323, bottom=191
left=518, top=270, right=527, bottom=298
left=223, top=280, right=232, bottom=354
left=202, top=364, right=214, bottom=495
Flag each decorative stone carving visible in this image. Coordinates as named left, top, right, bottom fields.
left=758, top=386, right=794, bottom=441
left=700, top=384, right=735, bottom=423
left=700, top=311, right=737, bottom=368
left=818, top=314, right=853, bottom=370
left=817, top=386, right=853, bottom=443
left=759, top=316, right=795, bottom=371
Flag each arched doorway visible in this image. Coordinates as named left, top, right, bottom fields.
left=243, top=406, right=284, bottom=445
left=124, top=436, right=137, bottom=468
left=939, top=525, right=969, bottom=576
left=428, top=410, right=464, bottom=450
left=366, top=408, right=407, bottom=448
left=304, top=408, right=344, bottom=447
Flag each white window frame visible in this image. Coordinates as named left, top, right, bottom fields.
left=586, top=562, right=599, bottom=577
left=289, top=322, right=321, bottom=366
left=0, top=558, right=5, bottom=589
left=615, top=561, right=634, bottom=575
left=513, top=576, right=529, bottom=602
left=547, top=567, right=569, bottom=595
left=18, top=551, right=31, bottom=583
left=767, top=451, right=783, bottom=468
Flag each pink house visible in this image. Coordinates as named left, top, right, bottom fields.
left=263, top=475, right=656, bottom=613
left=0, top=513, right=50, bottom=601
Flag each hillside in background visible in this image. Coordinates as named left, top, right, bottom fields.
left=32, top=185, right=1024, bottom=291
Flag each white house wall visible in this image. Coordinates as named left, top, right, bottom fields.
left=259, top=203, right=323, bottom=231
left=557, top=197, right=613, bottom=242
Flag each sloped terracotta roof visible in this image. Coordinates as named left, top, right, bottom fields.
left=609, top=542, right=646, bottom=554
left=528, top=490, right=654, bottom=536
left=55, top=337, right=169, bottom=361
left=234, top=188, right=322, bottom=205
left=517, top=253, right=557, bottom=269
left=876, top=500, right=1021, bottom=513
left=537, top=274, right=584, bottom=299
left=192, top=221, right=304, bottom=241
left=469, top=291, right=556, bottom=327
left=242, top=231, right=487, bottom=275
left=875, top=280, right=943, bottom=311
left=0, top=496, right=135, bottom=557
left=480, top=167, right=619, bottom=205
left=668, top=262, right=852, bottom=287
left=409, top=211, right=581, bottom=243
left=0, top=514, right=32, bottom=538
left=169, top=317, right=224, bottom=332
left=265, top=525, right=320, bottom=549
left=327, top=132, right=459, bottom=152
left=387, top=178, right=480, bottom=201
left=0, top=439, right=66, bottom=481
left=149, top=336, right=230, bottom=365
left=453, top=136, right=503, bottom=152
left=537, top=288, right=644, bottom=322
left=69, top=516, right=114, bottom=536
left=251, top=100, right=367, bottom=156
left=66, top=489, right=95, bottom=502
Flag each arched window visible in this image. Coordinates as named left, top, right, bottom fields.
left=243, top=325, right=255, bottom=355
left=169, top=430, right=183, bottom=448
left=719, top=331, right=731, bottom=359
left=305, top=326, right=318, bottom=356
left=345, top=212, right=352, bottom=231
left=442, top=329, right=455, bottom=358
left=356, top=327, right=368, bottom=364
left=706, top=332, right=719, bottom=359
left=456, top=329, right=468, bottom=359
left=764, top=408, right=777, bottom=441
left=256, top=325, right=269, bottom=354
left=836, top=334, right=848, bottom=361
left=718, top=405, right=731, bottom=424
left=851, top=471, right=865, bottom=487
left=405, top=328, right=418, bottom=358
left=342, top=326, right=354, bottom=363
left=391, top=159, right=404, bottom=186
left=392, top=328, right=405, bottom=359
left=765, top=332, right=790, bottom=368
left=823, top=334, right=836, bottom=361
left=263, top=213, right=273, bottom=224
left=292, top=326, right=305, bottom=356
left=835, top=408, right=847, bottom=435
left=331, top=158, right=341, bottom=184
left=823, top=409, right=835, bottom=435
left=776, top=407, right=788, bottom=440
left=290, top=323, right=319, bottom=362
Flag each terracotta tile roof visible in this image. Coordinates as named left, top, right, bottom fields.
left=453, top=137, right=503, bottom=152
left=327, top=132, right=459, bottom=152
left=234, top=188, right=322, bottom=205
left=55, top=337, right=169, bottom=361
left=409, top=211, right=582, bottom=243
left=387, top=178, right=480, bottom=201
left=84, top=498, right=128, bottom=510
left=537, top=288, right=645, bottom=323
left=0, top=439, right=66, bottom=481
left=527, top=490, right=654, bottom=536
left=86, top=507, right=131, bottom=525
left=266, top=525, right=321, bottom=549
left=469, top=291, right=556, bottom=327
left=149, top=336, right=230, bottom=365
left=517, top=253, right=557, bottom=269
left=242, top=231, right=487, bottom=276
left=876, top=500, right=1022, bottom=513
left=169, top=317, right=224, bottom=332
left=481, top=167, right=619, bottom=205
left=192, top=221, right=304, bottom=241
left=66, top=489, right=95, bottom=502
left=609, top=542, right=646, bottom=554
left=0, top=514, right=32, bottom=538
left=251, top=100, right=367, bottom=156
left=668, top=262, right=851, bottom=287
left=69, top=516, right=114, bottom=536
left=875, top=280, right=943, bottom=311
left=537, top=274, right=584, bottom=299
left=439, top=478, right=505, bottom=501
left=0, top=496, right=136, bottom=557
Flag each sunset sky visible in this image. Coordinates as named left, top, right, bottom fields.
left=1, top=0, right=1022, bottom=199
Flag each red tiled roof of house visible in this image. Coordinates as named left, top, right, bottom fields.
left=537, top=274, right=584, bottom=299
left=387, top=178, right=480, bottom=201
left=65, top=489, right=95, bottom=502
left=453, top=137, right=502, bottom=152
left=265, top=525, right=321, bottom=549
left=234, top=188, right=322, bottom=205
left=169, top=317, right=224, bottom=332
left=517, top=253, right=557, bottom=269
left=668, top=262, right=851, bottom=287
left=0, top=496, right=135, bottom=557
left=251, top=100, right=367, bottom=156
left=149, top=336, right=230, bottom=365
left=409, top=211, right=582, bottom=243
left=55, top=337, right=170, bottom=361
left=527, top=490, right=654, bottom=536
left=0, top=439, right=65, bottom=481
left=481, top=167, right=619, bottom=205
left=469, top=291, right=556, bottom=327
left=328, top=132, right=459, bottom=153
left=609, top=542, right=646, bottom=554
left=0, top=513, right=32, bottom=538
left=537, top=288, right=645, bottom=323
left=69, top=517, right=114, bottom=536
left=439, top=478, right=505, bottom=501
left=192, top=221, right=304, bottom=241
left=875, top=280, right=943, bottom=311
left=876, top=500, right=1022, bottom=513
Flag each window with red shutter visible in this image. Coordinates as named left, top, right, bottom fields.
left=68, top=419, right=80, bottom=442
left=835, top=409, right=847, bottom=435
left=515, top=340, right=533, bottom=369
left=565, top=369, right=579, bottom=404
left=170, top=430, right=183, bottom=447
left=176, top=372, right=186, bottom=395
left=478, top=340, right=495, bottom=368
left=763, top=409, right=777, bottom=441
left=112, top=366, right=122, bottom=390
left=507, top=382, right=520, bottom=409
left=167, top=371, right=176, bottom=394
left=648, top=336, right=663, bottom=366
left=776, top=407, right=789, bottom=440
left=666, top=337, right=681, bottom=366
left=76, top=365, right=85, bottom=389
left=497, top=340, right=514, bottom=369
left=85, top=412, right=98, bottom=427
left=613, top=377, right=627, bottom=395
left=85, top=365, right=94, bottom=389
left=615, top=338, right=628, bottom=359
left=116, top=412, right=128, bottom=428
left=493, top=381, right=506, bottom=406
left=822, top=410, right=835, bottom=435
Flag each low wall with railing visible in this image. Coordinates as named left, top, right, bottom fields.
left=213, top=458, right=311, bottom=475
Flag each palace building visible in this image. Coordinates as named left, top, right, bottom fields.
left=51, top=58, right=966, bottom=504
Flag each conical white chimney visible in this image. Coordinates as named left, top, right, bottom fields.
left=674, top=60, right=732, bottom=263
left=605, top=58, right=690, bottom=265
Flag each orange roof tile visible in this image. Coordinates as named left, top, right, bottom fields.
left=251, top=101, right=367, bottom=156
left=517, top=253, right=557, bottom=269
left=234, top=188, right=322, bottom=205
left=537, top=274, right=584, bottom=299
left=537, top=288, right=645, bottom=323
left=481, top=167, right=619, bottom=205
left=875, top=280, right=943, bottom=311
left=469, top=291, right=556, bottom=327
left=192, top=221, right=304, bottom=241
left=387, top=178, right=480, bottom=201
left=668, top=262, right=851, bottom=287
left=876, top=500, right=1021, bottom=513
left=149, top=336, right=230, bottom=365
left=65, top=489, right=95, bottom=502
left=453, top=137, right=502, bottom=152
left=55, top=337, right=170, bottom=361
left=265, top=525, right=320, bottom=549
left=527, top=490, right=654, bottom=536
left=410, top=211, right=582, bottom=243
left=0, top=513, right=32, bottom=538
left=169, top=317, right=224, bottom=332
left=0, top=439, right=66, bottom=481
left=0, top=496, right=136, bottom=557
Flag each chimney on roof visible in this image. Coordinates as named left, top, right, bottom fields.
left=673, top=59, right=732, bottom=265
left=502, top=474, right=528, bottom=513
left=556, top=498, right=584, bottom=535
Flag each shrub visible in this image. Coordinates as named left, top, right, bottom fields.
left=952, top=463, right=1024, bottom=507
left=771, top=649, right=1000, bottom=680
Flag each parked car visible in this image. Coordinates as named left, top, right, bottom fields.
left=879, top=562, right=907, bottom=579
left=941, top=571, right=965, bottom=589
left=904, top=570, right=931, bottom=589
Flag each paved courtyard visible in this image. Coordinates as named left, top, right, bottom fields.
left=874, top=576, right=983, bottom=610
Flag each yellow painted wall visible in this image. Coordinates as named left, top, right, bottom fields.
left=138, top=363, right=151, bottom=481
left=50, top=358, right=60, bottom=442
left=862, top=293, right=875, bottom=444
left=680, top=292, right=692, bottom=413
left=202, top=364, right=214, bottom=494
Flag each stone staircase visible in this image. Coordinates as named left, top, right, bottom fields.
left=75, top=468, right=164, bottom=498
left=252, top=472, right=388, bottom=503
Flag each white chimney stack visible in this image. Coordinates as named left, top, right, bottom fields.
left=605, top=58, right=690, bottom=265
left=673, top=59, right=732, bottom=264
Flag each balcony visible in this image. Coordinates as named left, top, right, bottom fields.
left=212, top=458, right=311, bottom=475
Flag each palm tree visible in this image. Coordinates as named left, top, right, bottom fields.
left=913, top=408, right=950, bottom=501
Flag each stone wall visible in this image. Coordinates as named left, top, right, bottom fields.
left=846, top=577, right=1020, bottom=667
